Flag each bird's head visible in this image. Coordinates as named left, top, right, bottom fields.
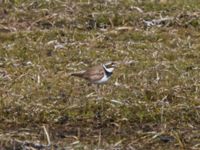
left=103, top=61, right=118, bottom=73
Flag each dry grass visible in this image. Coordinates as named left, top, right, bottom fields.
left=0, top=0, right=200, bottom=149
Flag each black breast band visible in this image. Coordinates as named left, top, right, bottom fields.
left=104, top=68, right=112, bottom=77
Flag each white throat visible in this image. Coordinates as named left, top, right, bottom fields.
left=93, top=64, right=114, bottom=84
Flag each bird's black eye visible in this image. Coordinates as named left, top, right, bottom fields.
left=105, top=64, right=112, bottom=68
left=105, top=62, right=116, bottom=68
left=110, top=62, right=116, bottom=67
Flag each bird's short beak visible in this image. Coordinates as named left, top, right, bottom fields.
left=112, top=61, right=120, bottom=67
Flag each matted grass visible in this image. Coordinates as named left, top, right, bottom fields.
left=0, top=0, right=200, bottom=149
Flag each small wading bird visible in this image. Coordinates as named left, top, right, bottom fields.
left=71, top=62, right=117, bottom=126
left=71, top=62, right=116, bottom=85
left=71, top=61, right=117, bottom=98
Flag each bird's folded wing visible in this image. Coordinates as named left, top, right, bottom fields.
left=84, top=66, right=104, bottom=82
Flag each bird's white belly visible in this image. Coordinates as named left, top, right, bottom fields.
left=93, top=74, right=110, bottom=84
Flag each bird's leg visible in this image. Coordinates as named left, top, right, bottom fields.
left=102, top=84, right=106, bottom=97
left=94, top=84, right=104, bottom=128
left=94, top=84, right=101, bottom=100
left=98, top=85, right=104, bottom=125
left=97, top=84, right=101, bottom=98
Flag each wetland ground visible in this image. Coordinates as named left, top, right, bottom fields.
left=0, top=0, right=200, bottom=149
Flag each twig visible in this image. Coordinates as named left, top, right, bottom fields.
left=133, top=6, right=144, bottom=13
left=116, top=26, right=134, bottom=31
left=98, top=129, right=102, bottom=149
left=43, top=125, right=51, bottom=146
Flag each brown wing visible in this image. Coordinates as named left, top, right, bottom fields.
left=83, top=65, right=104, bottom=82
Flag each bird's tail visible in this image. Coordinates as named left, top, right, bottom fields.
left=70, top=72, right=84, bottom=78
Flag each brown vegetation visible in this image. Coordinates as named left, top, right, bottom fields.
left=0, top=0, right=200, bottom=149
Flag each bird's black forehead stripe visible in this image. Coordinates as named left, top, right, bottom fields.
left=105, top=63, right=114, bottom=68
